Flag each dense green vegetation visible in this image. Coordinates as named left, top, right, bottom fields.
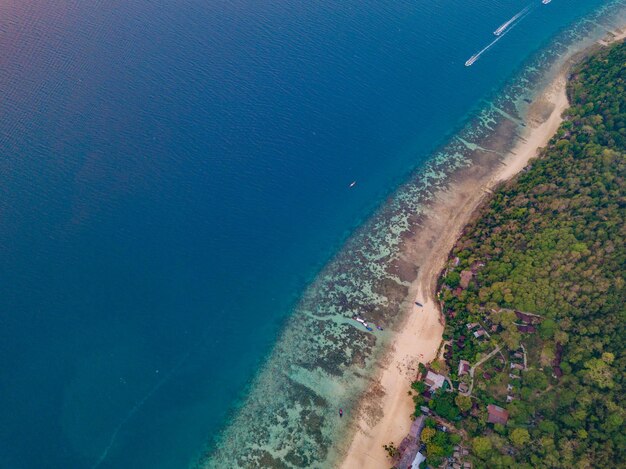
left=435, top=41, right=625, bottom=468
left=420, top=417, right=461, bottom=465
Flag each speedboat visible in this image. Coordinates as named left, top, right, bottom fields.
left=465, top=55, right=478, bottom=67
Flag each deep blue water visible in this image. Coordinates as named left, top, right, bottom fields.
left=0, top=0, right=619, bottom=467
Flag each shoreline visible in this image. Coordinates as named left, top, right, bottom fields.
left=339, top=29, right=625, bottom=469
left=202, top=14, right=625, bottom=465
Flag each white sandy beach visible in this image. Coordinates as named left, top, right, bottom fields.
left=339, top=58, right=572, bottom=469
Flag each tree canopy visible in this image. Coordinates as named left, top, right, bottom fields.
left=437, top=41, right=626, bottom=467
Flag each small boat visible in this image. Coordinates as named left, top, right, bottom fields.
left=493, top=5, right=532, bottom=36
left=349, top=181, right=356, bottom=188
left=542, top=0, right=551, bottom=4
left=376, top=325, right=384, bottom=331
left=415, top=301, right=423, bottom=307
left=366, top=326, right=374, bottom=332
left=355, top=317, right=365, bottom=324
left=465, top=54, right=478, bottom=67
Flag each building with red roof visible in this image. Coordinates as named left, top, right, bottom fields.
left=487, top=404, right=509, bottom=425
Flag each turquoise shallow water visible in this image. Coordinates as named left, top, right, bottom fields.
left=0, top=1, right=623, bottom=468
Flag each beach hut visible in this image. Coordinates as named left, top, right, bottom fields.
left=487, top=404, right=509, bottom=425
left=424, top=370, right=446, bottom=390
left=460, top=270, right=473, bottom=289
left=458, top=360, right=470, bottom=376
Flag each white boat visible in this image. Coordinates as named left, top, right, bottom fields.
left=494, top=6, right=531, bottom=36
left=349, top=181, right=356, bottom=188
left=542, top=0, right=551, bottom=4
left=465, top=55, right=478, bottom=67
left=494, top=23, right=511, bottom=36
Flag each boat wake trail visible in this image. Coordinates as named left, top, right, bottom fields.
left=91, top=331, right=213, bottom=469
left=494, top=5, right=532, bottom=36
left=466, top=4, right=536, bottom=66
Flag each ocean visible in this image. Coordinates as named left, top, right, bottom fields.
left=0, top=1, right=623, bottom=468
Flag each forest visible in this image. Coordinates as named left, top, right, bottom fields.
left=426, top=40, right=625, bottom=468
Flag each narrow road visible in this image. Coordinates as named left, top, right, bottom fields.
left=466, top=346, right=501, bottom=395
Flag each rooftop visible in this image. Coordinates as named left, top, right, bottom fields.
left=424, top=370, right=447, bottom=390
left=409, top=415, right=426, bottom=438
left=460, top=270, right=473, bottom=289
left=487, top=404, right=509, bottom=425
left=514, top=311, right=540, bottom=324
